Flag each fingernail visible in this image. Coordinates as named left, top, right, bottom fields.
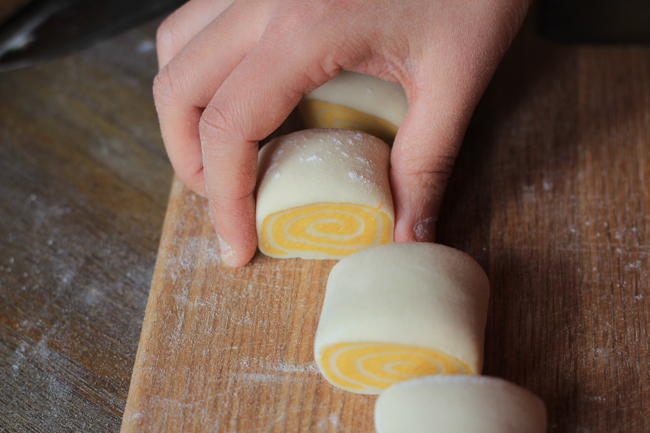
left=217, top=235, right=236, bottom=266
left=413, top=217, right=436, bottom=242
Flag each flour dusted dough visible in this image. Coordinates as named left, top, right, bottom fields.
left=300, top=71, right=408, bottom=143
left=375, top=375, right=547, bottom=433
left=256, top=129, right=393, bottom=260
left=313, top=242, right=489, bottom=394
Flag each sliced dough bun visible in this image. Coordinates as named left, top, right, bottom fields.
left=256, top=129, right=393, bottom=260
left=299, top=71, right=408, bottom=143
left=314, top=243, right=489, bottom=394
left=375, top=375, right=547, bottom=433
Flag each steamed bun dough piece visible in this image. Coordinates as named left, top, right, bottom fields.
left=299, top=71, right=408, bottom=143
left=256, top=129, right=393, bottom=260
left=314, top=242, right=489, bottom=394
left=375, top=376, right=547, bottom=433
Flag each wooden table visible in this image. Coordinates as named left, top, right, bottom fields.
left=0, top=20, right=171, bottom=432
left=1, top=9, right=649, bottom=433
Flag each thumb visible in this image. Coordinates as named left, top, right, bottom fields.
left=391, top=69, right=484, bottom=243
left=390, top=0, right=528, bottom=243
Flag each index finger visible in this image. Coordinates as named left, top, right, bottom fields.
left=156, top=0, right=236, bottom=68
left=199, top=32, right=345, bottom=266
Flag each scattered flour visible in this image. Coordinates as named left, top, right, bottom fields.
left=304, top=154, right=323, bottom=162
left=349, top=171, right=365, bottom=181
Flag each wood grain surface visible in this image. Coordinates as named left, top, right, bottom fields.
left=121, top=14, right=650, bottom=433
left=0, top=6, right=649, bottom=433
left=121, top=175, right=378, bottom=433
left=0, top=21, right=170, bottom=432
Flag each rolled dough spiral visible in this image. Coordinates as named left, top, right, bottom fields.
left=314, top=242, right=490, bottom=394
left=299, top=71, right=408, bottom=144
left=256, top=129, right=393, bottom=260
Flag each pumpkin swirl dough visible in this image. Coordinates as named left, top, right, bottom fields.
left=256, top=130, right=545, bottom=431
left=256, top=129, right=393, bottom=260
left=314, top=243, right=490, bottom=394
left=299, top=71, right=408, bottom=143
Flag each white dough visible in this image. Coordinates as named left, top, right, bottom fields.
left=256, top=129, right=393, bottom=259
left=305, top=71, right=408, bottom=128
left=313, top=243, right=490, bottom=393
left=375, top=375, right=547, bottom=433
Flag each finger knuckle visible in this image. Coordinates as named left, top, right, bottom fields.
left=199, top=105, right=241, bottom=144
left=209, top=164, right=258, bottom=203
left=398, top=153, right=457, bottom=187
left=152, top=66, right=175, bottom=105
left=214, top=184, right=255, bottom=203
left=152, top=60, right=190, bottom=107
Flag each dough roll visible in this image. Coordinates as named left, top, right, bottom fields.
left=314, top=243, right=489, bottom=394
left=256, top=129, right=393, bottom=260
left=299, top=71, right=408, bottom=144
left=375, top=375, right=547, bottom=433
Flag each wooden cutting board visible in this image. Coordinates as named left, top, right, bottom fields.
left=120, top=174, right=377, bottom=432
left=120, top=17, right=650, bottom=433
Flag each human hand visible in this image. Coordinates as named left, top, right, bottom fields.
left=153, top=0, right=532, bottom=266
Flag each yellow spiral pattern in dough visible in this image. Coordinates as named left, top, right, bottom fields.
left=260, top=202, right=392, bottom=259
left=299, top=99, right=398, bottom=144
left=319, top=342, right=473, bottom=394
